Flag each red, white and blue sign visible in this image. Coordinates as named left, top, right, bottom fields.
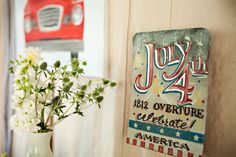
left=127, top=28, right=210, bottom=157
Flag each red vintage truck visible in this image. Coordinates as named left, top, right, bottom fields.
left=24, top=0, right=84, bottom=52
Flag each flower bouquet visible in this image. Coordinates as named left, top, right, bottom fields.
left=8, top=48, right=116, bottom=156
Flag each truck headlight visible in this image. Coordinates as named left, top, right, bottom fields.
left=25, top=17, right=31, bottom=33
left=72, top=5, right=83, bottom=26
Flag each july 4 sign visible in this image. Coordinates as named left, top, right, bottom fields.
left=126, top=28, right=210, bottom=157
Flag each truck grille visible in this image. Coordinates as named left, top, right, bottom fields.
left=38, top=5, right=63, bottom=32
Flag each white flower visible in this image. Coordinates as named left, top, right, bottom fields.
left=28, top=67, right=37, bottom=85
left=25, top=47, right=41, bottom=63
left=11, top=98, right=35, bottom=113
left=12, top=90, right=25, bottom=98
left=10, top=114, right=24, bottom=131
left=10, top=113, right=40, bottom=133
left=14, top=64, right=25, bottom=79
left=9, top=48, right=49, bottom=133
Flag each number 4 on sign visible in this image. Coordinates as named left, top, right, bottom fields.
left=163, top=63, right=194, bottom=105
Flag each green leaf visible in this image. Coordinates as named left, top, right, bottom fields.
left=52, top=96, right=60, bottom=105
left=45, top=103, right=52, bottom=106
left=78, top=111, right=84, bottom=116
left=63, top=85, right=71, bottom=93
left=59, top=105, right=66, bottom=109
left=47, top=83, right=54, bottom=90
left=8, top=67, right=14, bottom=73
left=71, top=58, right=79, bottom=66
left=43, top=71, right=47, bottom=78
left=69, top=82, right=74, bottom=87
left=58, top=115, right=68, bottom=120
left=93, top=91, right=99, bottom=97
left=16, top=79, right=21, bottom=84
left=62, top=65, right=68, bottom=70
left=88, top=80, right=92, bottom=86
left=73, top=110, right=84, bottom=116
left=78, top=92, right=85, bottom=98
left=1, top=152, right=7, bottom=157
left=39, top=87, right=46, bottom=93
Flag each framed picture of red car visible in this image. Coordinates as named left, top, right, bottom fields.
left=13, top=0, right=108, bottom=77
left=24, top=0, right=85, bottom=52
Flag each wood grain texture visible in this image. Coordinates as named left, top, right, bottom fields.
left=0, top=0, right=4, bottom=154
left=121, top=0, right=236, bottom=157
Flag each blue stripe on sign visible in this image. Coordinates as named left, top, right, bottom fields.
left=129, top=119, right=205, bottom=144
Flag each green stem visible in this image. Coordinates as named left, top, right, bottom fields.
left=53, top=113, right=73, bottom=127
left=41, top=89, right=51, bottom=124
left=35, top=72, right=42, bottom=118
left=46, top=92, right=64, bottom=125
left=80, top=103, right=94, bottom=110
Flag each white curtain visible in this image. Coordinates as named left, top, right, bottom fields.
left=0, top=0, right=4, bottom=153
left=1, top=0, right=16, bottom=156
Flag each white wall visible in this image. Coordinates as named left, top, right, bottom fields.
left=80, top=0, right=107, bottom=77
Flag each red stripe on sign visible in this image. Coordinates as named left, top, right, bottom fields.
left=188, top=153, right=193, bottom=157
left=140, top=141, right=145, bottom=147
left=132, top=139, right=137, bottom=145
left=168, top=148, right=173, bottom=156
left=149, top=143, right=154, bottom=150
left=126, top=138, right=130, bottom=144
left=177, top=150, right=183, bottom=157
left=158, top=146, right=164, bottom=153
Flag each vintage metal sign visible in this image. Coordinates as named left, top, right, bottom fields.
left=126, top=28, right=210, bottom=157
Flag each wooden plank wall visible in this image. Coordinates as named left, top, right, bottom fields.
left=109, top=0, right=236, bottom=157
